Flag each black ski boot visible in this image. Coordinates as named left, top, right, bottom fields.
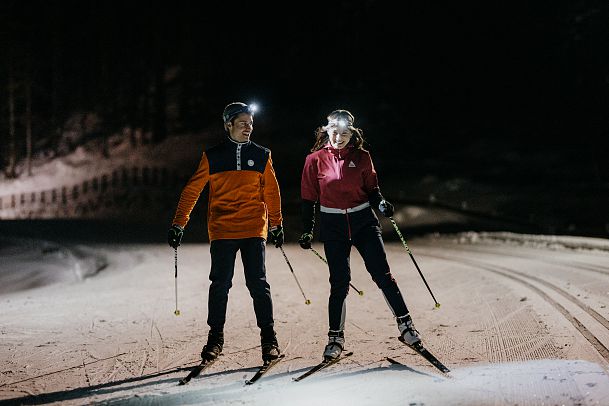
left=397, top=314, right=421, bottom=346
left=201, top=330, right=224, bottom=362
left=323, top=330, right=345, bottom=360
left=260, top=327, right=280, bottom=362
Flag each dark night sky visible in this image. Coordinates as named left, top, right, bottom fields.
left=2, top=1, right=609, bottom=186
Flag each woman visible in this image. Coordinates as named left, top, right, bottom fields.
left=299, top=109, right=421, bottom=360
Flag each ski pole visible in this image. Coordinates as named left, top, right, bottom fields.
left=174, top=247, right=181, bottom=316
left=279, top=246, right=311, bottom=305
left=389, top=217, right=441, bottom=309
left=310, top=248, right=364, bottom=296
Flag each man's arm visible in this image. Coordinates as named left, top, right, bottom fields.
left=262, top=153, right=283, bottom=228
left=172, top=153, right=211, bottom=228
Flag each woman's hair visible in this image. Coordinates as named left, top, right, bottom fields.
left=310, top=109, right=365, bottom=152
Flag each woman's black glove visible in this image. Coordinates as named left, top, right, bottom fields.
left=379, top=200, right=394, bottom=217
left=298, top=233, right=313, bottom=249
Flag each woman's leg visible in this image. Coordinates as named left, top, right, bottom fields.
left=353, top=226, right=409, bottom=318
left=323, top=239, right=352, bottom=332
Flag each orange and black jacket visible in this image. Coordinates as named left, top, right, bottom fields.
left=172, top=137, right=282, bottom=241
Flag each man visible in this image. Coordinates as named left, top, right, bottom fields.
left=168, top=102, right=284, bottom=363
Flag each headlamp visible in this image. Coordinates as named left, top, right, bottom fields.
left=222, top=102, right=258, bottom=123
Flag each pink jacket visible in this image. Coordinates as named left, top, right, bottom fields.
left=301, top=144, right=380, bottom=208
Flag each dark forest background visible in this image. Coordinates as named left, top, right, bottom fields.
left=1, top=1, right=608, bottom=238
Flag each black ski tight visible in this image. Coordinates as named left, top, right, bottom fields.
left=324, top=226, right=409, bottom=331
left=207, top=237, right=274, bottom=331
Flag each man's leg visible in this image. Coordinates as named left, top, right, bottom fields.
left=201, top=239, right=238, bottom=360
left=241, top=237, right=274, bottom=328
left=240, top=237, right=279, bottom=361
left=207, top=239, right=238, bottom=332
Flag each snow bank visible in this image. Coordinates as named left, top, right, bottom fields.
left=454, top=231, right=609, bottom=253
left=0, top=237, right=107, bottom=295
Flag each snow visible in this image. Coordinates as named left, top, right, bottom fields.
left=0, top=236, right=107, bottom=295
left=454, top=231, right=609, bottom=253
left=2, top=133, right=609, bottom=405
left=0, top=132, right=208, bottom=197
left=102, top=359, right=608, bottom=406
left=1, top=233, right=609, bottom=405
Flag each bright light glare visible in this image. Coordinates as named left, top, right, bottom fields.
left=249, top=103, right=259, bottom=113
left=338, top=119, right=347, bottom=128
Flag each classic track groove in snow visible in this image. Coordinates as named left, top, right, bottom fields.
left=411, top=249, right=609, bottom=364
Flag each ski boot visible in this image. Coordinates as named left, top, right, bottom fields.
left=260, top=327, right=281, bottom=362
left=323, top=330, right=345, bottom=360
left=397, top=314, right=421, bottom=346
left=201, top=330, right=224, bottom=362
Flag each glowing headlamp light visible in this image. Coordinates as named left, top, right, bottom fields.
left=326, top=118, right=352, bottom=131
left=222, top=102, right=259, bottom=123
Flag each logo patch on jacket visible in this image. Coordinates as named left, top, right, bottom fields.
left=348, top=161, right=356, bottom=167
left=248, top=159, right=254, bottom=167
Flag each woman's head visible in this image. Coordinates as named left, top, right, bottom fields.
left=311, top=109, right=364, bottom=151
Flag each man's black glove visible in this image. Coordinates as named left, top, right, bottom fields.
left=268, top=225, right=284, bottom=248
left=298, top=233, right=313, bottom=250
left=168, top=225, right=184, bottom=248
left=379, top=200, right=394, bottom=218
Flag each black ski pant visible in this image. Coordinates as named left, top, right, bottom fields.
left=207, top=237, right=274, bottom=332
left=323, top=225, right=409, bottom=332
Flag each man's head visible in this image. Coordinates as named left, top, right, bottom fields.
left=223, top=102, right=255, bottom=142
left=223, top=102, right=256, bottom=124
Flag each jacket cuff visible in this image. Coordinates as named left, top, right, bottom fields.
left=367, top=189, right=384, bottom=208
left=301, top=199, right=316, bottom=233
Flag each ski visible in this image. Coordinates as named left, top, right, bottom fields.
left=245, top=354, right=285, bottom=385
left=385, top=356, right=402, bottom=365
left=399, top=337, right=450, bottom=373
left=178, top=358, right=218, bottom=385
left=292, top=351, right=354, bottom=382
